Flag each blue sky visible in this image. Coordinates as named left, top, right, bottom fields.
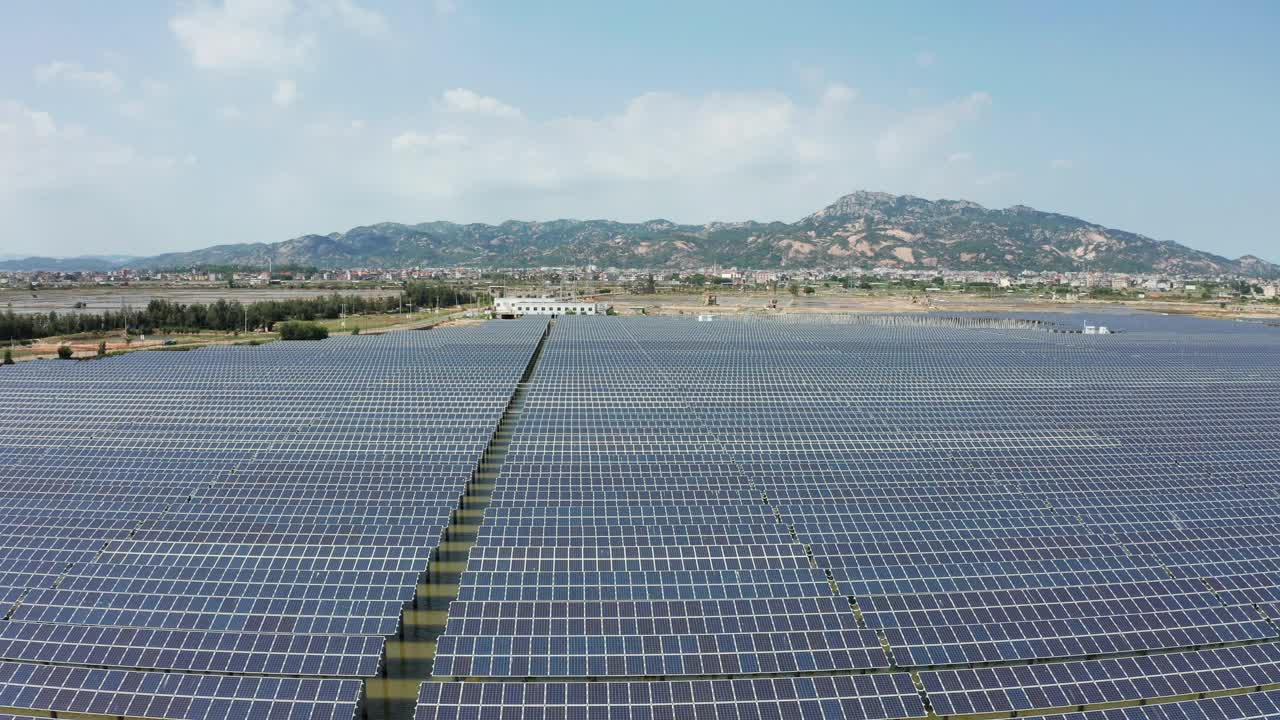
left=2, top=0, right=1277, bottom=260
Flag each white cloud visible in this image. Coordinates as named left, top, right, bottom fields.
left=171, top=0, right=312, bottom=71
left=327, top=0, right=388, bottom=35
left=149, top=153, right=200, bottom=171
left=358, top=86, right=1001, bottom=219
left=273, top=78, right=300, bottom=107
left=0, top=101, right=181, bottom=193
left=379, top=90, right=810, bottom=199
left=142, top=79, right=172, bottom=97
left=34, top=81, right=992, bottom=252
left=434, top=0, right=458, bottom=15
left=441, top=89, right=522, bottom=119
left=916, top=50, right=937, bottom=68
left=876, top=91, right=990, bottom=169
left=117, top=101, right=147, bottom=119
left=391, top=131, right=467, bottom=152
left=34, top=61, right=123, bottom=93
left=947, top=151, right=974, bottom=164
left=1050, top=158, right=1074, bottom=170
left=306, top=118, right=366, bottom=138
left=575, top=91, right=796, bottom=180
left=820, top=83, right=857, bottom=109
left=170, top=0, right=387, bottom=71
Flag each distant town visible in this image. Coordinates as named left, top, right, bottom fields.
left=4, top=264, right=1279, bottom=302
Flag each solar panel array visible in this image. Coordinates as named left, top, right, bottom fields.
left=416, top=314, right=1280, bottom=720
left=4, top=311, right=1280, bottom=719
left=0, top=318, right=548, bottom=718
left=433, top=318, right=891, bottom=684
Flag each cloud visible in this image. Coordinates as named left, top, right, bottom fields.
left=117, top=101, right=147, bottom=119
left=327, top=0, right=388, bottom=35
left=87, top=83, right=996, bottom=251
left=218, top=105, right=244, bottom=121
left=170, top=0, right=386, bottom=71
left=916, top=50, right=937, bottom=68
left=273, top=78, right=300, bottom=107
left=171, top=0, right=310, bottom=71
left=441, top=89, right=522, bottom=118
left=0, top=101, right=180, bottom=193
left=1050, top=158, right=1074, bottom=170
left=573, top=91, right=796, bottom=180
left=378, top=89, right=809, bottom=198
left=353, top=86, right=1003, bottom=221
left=876, top=91, right=990, bottom=169
left=306, top=118, right=365, bottom=138
left=34, top=61, right=123, bottom=93
left=434, top=0, right=458, bottom=15
left=947, top=151, right=974, bottom=164
left=143, top=79, right=172, bottom=97
left=820, top=83, right=857, bottom=110
left=391, top=131, right=468, bottom=152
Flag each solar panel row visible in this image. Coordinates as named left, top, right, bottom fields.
left=415, top=674, right=925, bottom=720
left=0, top=319, right=549, bottom=717
left=418, top=314, right=1280, bottom=719
left=432, top=318, right=890, bottom=681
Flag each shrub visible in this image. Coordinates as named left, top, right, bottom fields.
left=2, top=348, right=12, bottom=365
left=277, top=321, right=329, bottom=340
left=57, top=345, right=74, bottom=359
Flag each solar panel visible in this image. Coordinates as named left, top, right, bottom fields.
left=921, top=642, right=1280, bottom=715
left=8, top=312, right=1280, bottom=718
left=0, top=659, right=361, bottom=720
left=415, top=674, right=927, bottom=720
left=0, top=319, right=549, bottom=712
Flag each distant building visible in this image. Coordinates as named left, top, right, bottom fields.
left=1265, top=285, right=1280, bottom=299
left=494, top=297, right=604, bottom=318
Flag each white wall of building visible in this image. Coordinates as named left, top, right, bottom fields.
left=494, top=297, right=603, bottom=316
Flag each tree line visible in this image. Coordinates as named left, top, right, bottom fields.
left=1, top=283, right=485, bottom=341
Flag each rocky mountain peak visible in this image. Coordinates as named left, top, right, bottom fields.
left=3, top=191, right=1274, bottom=276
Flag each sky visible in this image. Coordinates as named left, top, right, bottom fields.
left=1, top=0, right=1278, bottom=260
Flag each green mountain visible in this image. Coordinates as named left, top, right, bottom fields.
left=7, top=192, right=1276, bottom=276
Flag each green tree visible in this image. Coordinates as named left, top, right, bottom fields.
left=277, top=321, right=329, bottom=340
left=2, top=348, right=13, bottom=365
left=57, top=345, right=74, bottom=359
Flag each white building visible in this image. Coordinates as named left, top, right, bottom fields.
left=495, top=297, right=605, bottom=317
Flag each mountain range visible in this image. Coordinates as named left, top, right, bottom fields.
left=3, top=192, right=1276, bottom=277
